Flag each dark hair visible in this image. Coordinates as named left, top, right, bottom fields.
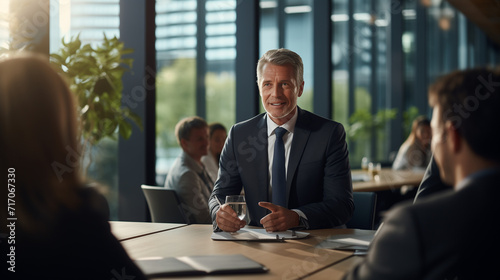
left=208, top=123, right=226, bottom=138
left=175, top=116, right=208, bottom=144
left=429, top=67, right=500, bottom=162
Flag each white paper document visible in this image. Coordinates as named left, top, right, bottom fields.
left=316, top=230, right=376, bottom=251
left=211, top=228, right=309, bottom=241
left=351, top=173, right=371, bottom=182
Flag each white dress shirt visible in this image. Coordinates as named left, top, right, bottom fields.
left=201, top=152, right=219, bottom=183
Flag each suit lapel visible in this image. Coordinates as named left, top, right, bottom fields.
left=286, top=108, right=310, bottom=204
left=251, top=115, right=270, bottom=220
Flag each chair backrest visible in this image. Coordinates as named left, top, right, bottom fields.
left=141, top=185, right=189, bottom=224
left=346, top=192, right=377, bottom=230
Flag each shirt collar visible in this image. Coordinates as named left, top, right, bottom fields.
left=455, top=167, right=500, bottom=191
left=266, top=107, right=298, bottom=136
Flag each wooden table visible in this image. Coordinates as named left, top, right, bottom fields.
left=115, top=223, right=365, bottom=279
left=110, top=221, right=186, bottom=241
left=352, top=168, right=425, bottom=192
left=311, top=256, right=365, bottom=280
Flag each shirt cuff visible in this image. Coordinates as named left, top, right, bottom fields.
left=291, top=209, right=309, bottom=229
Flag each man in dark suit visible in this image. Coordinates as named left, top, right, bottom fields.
left=208, top=49, right=353, bottom=232
left=344, top=67, right=500, bottom=279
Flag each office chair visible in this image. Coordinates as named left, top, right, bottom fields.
left=346, top=192, right=377, bottom=230
left=141, top=185, right=189, bottom=224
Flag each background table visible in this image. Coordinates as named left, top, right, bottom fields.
left=352, top=168, right=425, bottom=192
left=114, top=223, right=368, bottom=279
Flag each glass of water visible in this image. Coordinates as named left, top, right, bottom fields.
left=225, top=195, right=246, bottom=220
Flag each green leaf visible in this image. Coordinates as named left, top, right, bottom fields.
left=126, top=111, right=143, bottom=130
left=119, top=121, right=132, bottom=139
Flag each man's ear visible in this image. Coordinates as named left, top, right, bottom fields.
left=297, top=81, right=304, bottom=97
left=180, top=138, right=188, bottom=150
left=445, top=121, right=461, bottom=153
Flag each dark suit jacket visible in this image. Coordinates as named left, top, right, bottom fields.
left=414, top=155, right=452, bottom=203
left=208, top=107, right=353, bottom=229
left=3, top=187, right=146, bottom=280
left=344, top=168, right=500, bottom=280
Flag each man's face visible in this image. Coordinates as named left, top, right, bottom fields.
left=430, top=105, right=454, bottom=186
left=182, top=127, right=209, bottom=162
left=259, top=63, right=304, bottom=125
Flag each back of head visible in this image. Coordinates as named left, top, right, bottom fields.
left=429, top=67, right=500, bottom=163
left=0, top=53, right=82, bottom=230
left=257, top=48, right=303, bottom=88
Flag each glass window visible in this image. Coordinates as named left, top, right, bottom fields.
left=50, top=0, right=119, bottom=53
left=259, top=0, right=279, bottom=52
left=332, top=0, right=393, bottom=167
left=374, top=0, right=390, bottom=162
left=155, top=0, right=236, bottom=185
left=331, top=0, right=349, bottom=128
left=348, top=0, right=374, bottom=166
left=285, top=0, right=313, bottom=111
left=0, top=0, right=9, bottom=49
left=156, top=0, right=197, bottom=185
left=205, top=0, right=236, bottom=131
left=427, top=2, right=458, bottom=84
left=49, top=0, right=120, bottom=219
left=400, top=1, right=429, bottom=148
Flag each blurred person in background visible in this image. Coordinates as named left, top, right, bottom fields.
left=201, top=123, right=227, bottom=183
left=164, top=116, right=212, bottom=224
left=392, top=115, right=432, bottom=171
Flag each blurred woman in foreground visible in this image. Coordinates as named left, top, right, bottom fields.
left=0, top=53, right=145, bottom=279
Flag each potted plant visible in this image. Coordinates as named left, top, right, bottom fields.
left=50, top=34, right=142, bottom=175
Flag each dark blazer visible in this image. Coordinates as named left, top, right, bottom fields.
left=344, top=168, right=500, bottom=280
left=208, top=107, right=353, bottom=229
left=413, top=155, right=452, bottom=203
left=4, top=187, right=146, bottom=280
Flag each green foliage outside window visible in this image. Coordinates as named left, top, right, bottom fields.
left=156, top=58, right=196, bottom=150
left=333, top=83, right=398, bottom=165
left=205, top=71, right=236, bottom=133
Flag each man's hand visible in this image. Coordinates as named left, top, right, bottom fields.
left=259, top=202, right=300, bottom=232
left=216, top=204, right=246, bottom=232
